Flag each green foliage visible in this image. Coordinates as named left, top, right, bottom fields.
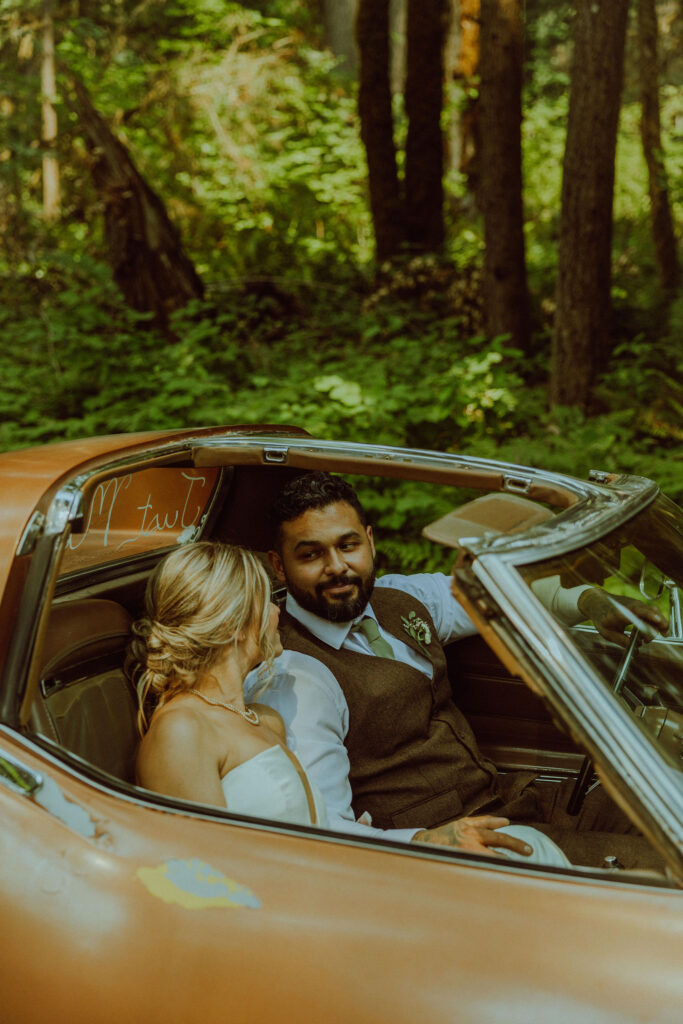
left=3, top=266, right=681, bottom=573
left=525, top=0, right=573, bottom=101
left=1, top=0, right=370, bottom=277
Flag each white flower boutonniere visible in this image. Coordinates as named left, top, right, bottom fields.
left=401, top=610, right=432, bottom=656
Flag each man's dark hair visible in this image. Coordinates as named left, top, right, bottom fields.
left=269, top=471, right=367, bottom=545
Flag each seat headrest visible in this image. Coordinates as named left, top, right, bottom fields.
left=422, top=493, right=555, bottom=548
left=40, top=599, right=132, bottom=678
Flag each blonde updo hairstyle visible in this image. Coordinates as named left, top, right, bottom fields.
left=129, top=542, right=276, bottom=733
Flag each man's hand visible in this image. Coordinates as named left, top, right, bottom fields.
left=412, top=815, right=533, bottom=858
left=576, top=588, right=668, bottom=649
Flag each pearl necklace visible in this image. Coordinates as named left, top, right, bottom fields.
left=188, top=688, right=260, bottom=725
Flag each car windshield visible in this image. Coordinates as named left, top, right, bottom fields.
left=59, top=465, right=220, bottom=576
left=517, top=494, right=683, bottom=773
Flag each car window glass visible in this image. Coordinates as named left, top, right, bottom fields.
left=518, top=495, right=683, bottom=774
left=60, top=466, right=220, bottom=576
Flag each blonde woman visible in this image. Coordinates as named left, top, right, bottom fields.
left=130, top=542, right=327, bottom=827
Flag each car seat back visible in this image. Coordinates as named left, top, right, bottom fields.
left=30, top=599, right=139, bottom=782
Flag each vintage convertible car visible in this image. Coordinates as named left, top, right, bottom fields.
left=1, top=425, right=682, bottom=1023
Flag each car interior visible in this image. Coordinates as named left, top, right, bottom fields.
left=25, top=456, right=585, bottom=810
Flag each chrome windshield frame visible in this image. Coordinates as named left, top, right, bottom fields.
left=458, top=550, right=683, bottom=873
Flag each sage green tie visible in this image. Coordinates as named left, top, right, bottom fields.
left=354, top=616, right=395, bottom=659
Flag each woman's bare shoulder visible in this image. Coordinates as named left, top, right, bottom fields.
left=136, top=698, right=225, bottom=800
left=138, top=699, right=212, bottom=766
left=146, top=697, right=206, bottom=740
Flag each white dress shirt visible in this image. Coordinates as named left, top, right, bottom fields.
left=244, top=572, right=586, bottom=848
left=244, top=574, right=477, bottom=843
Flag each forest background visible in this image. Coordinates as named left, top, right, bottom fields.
left=1, top=0, right=682, bottom=568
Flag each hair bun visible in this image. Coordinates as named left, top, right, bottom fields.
left=128, top=541, right=273, bottom=733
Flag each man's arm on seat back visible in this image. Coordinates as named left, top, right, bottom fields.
left=378, top=572, right=479, bottom=644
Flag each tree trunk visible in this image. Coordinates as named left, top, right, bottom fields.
left=452, top=0, right=481, bottom=190
left=404, top=0, right=448, bottom=252
left=550, top=0, right=629, bottom=410
left=322, top=0, right=359, bottom=73
left=356, top=0, right=405, bottom=261
left=479, top=0, right=529, bottom=350
left=638, top=0, right=680, bottom=293
left=68, top=77, right=203, bottom=325
left=41, top=0, right=60, bottom=222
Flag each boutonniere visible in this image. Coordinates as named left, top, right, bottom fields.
left=401, top=611, right=432, bottom=656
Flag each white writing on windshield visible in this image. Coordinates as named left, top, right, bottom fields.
left=67, top=471, right=209, bottom=552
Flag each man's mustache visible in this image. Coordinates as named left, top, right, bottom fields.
left=318, top=574, right=362, bottom=593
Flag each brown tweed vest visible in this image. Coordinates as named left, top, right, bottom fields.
left=280, top=587, right=536, bottom=830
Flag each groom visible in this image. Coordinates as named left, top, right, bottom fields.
left=251, top=470, right=663, bottom=867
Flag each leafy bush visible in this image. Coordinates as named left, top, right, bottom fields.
left=3, top=262, right=681, bottom=577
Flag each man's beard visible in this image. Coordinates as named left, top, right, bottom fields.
left=286, top=567, right=377, bottom=622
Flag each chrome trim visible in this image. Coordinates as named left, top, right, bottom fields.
left=503, top=474, right=532, bottom=494
left=671, top=584, right=683, bottom=639
left=26, top=434, right=664, bottom=576
left=63, top=444, right=198, bottom=496
left=45, top=483, right=84, bottom=537
left=45, top=432, right=661, bottom=574
left=16, top=510, right=46, bottom=556
left=263, top=445, right=290, bottom=463
left=58, top=427, right=303, bottom=492
left=197, top=434, right=598, bottom=493
left=193, top=435, right=660, bottom=563
left=462, top=477, right=660, bottom=566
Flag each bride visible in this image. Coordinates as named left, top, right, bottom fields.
left=130, top=541, right=327, bottom=827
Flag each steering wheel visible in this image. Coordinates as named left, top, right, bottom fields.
left=566, top=627, right=641, bottom=815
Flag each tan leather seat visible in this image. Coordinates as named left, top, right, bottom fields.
left=31, top=599, right=139, bottom=782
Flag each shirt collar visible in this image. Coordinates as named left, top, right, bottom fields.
left=285, top=592, right=377, bottom=650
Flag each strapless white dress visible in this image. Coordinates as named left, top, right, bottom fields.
left=221, top=745, right=328, bottom=828
left=493, top=825, right=572, bottom=867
